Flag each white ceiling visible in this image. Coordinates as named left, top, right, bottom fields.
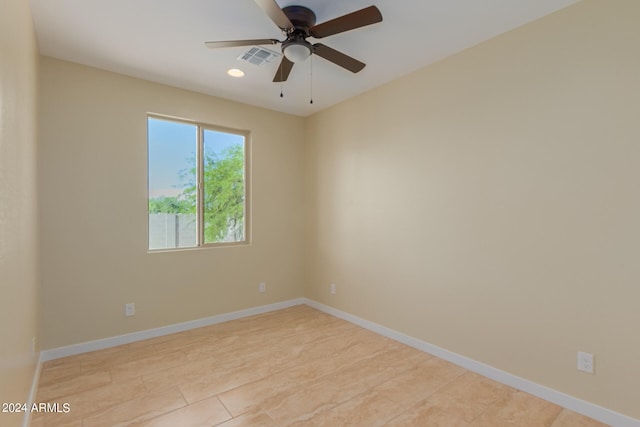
left=29, top=0, right=579, bottom=117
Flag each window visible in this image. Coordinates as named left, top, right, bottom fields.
left=147, top=116, right=249, bottom=250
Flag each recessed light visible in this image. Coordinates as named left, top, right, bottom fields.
left=227, top=68, right=245, bottom=78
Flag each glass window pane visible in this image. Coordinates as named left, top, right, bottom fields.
left=202, top=129, right=246, bottom=243
left=148, top=118, right=198, bottom=250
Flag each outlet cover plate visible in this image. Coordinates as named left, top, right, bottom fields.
left=577, top=351, right=594, bottom=374
left=125, top=303, right=136, bottom=317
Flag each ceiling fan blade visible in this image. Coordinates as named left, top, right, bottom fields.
left=273, top=57, right=294, bottom=82
left=309, top=6, right=382, bottom=39
left=313, top=43, right=365, bottom=73
left=254, top=0, right=294, bottom=31
left=205, top=39, right=279, bottom=49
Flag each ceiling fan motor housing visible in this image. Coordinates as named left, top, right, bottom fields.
left=282, top=6, right=317, bottom=34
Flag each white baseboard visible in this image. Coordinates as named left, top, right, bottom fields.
left=23, top=352, right=43, bottom=427
left=41, top=298, right=306, bottom=362
left=303, top=298, right=639, bottom=427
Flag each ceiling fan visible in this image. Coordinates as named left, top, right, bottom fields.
left=205, top=0, right=383, bottom=82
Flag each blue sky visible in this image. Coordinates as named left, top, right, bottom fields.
left=148, top=117, right=243, bottom=198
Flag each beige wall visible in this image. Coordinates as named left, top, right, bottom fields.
left=305, top=0, right=640, bottom=419
left=38, top=58, right=306, bottom=349
left=0, top=0, right=40, bottom=425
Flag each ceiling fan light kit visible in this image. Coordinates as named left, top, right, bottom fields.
left=282, top=38, right=312, bottom=63
left=205, top=0, right=382, bottom=83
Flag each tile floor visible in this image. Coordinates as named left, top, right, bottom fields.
left=31, top=305, right=609, bottom=426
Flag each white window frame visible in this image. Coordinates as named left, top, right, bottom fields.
left=147, top=114, right=251, bottom=251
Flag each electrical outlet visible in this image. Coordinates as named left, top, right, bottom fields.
left=125, top=303, right=136, bottom=317
left=259, top=282, right=266, bottom=293
left=577, top=351, right=594, bottom=374
left=330, top=283, right=336, bottom=295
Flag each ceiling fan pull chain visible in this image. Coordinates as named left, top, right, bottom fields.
left=309, top=55, right=314, bottom=104
left=280, top=65, right=284, bottom=98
